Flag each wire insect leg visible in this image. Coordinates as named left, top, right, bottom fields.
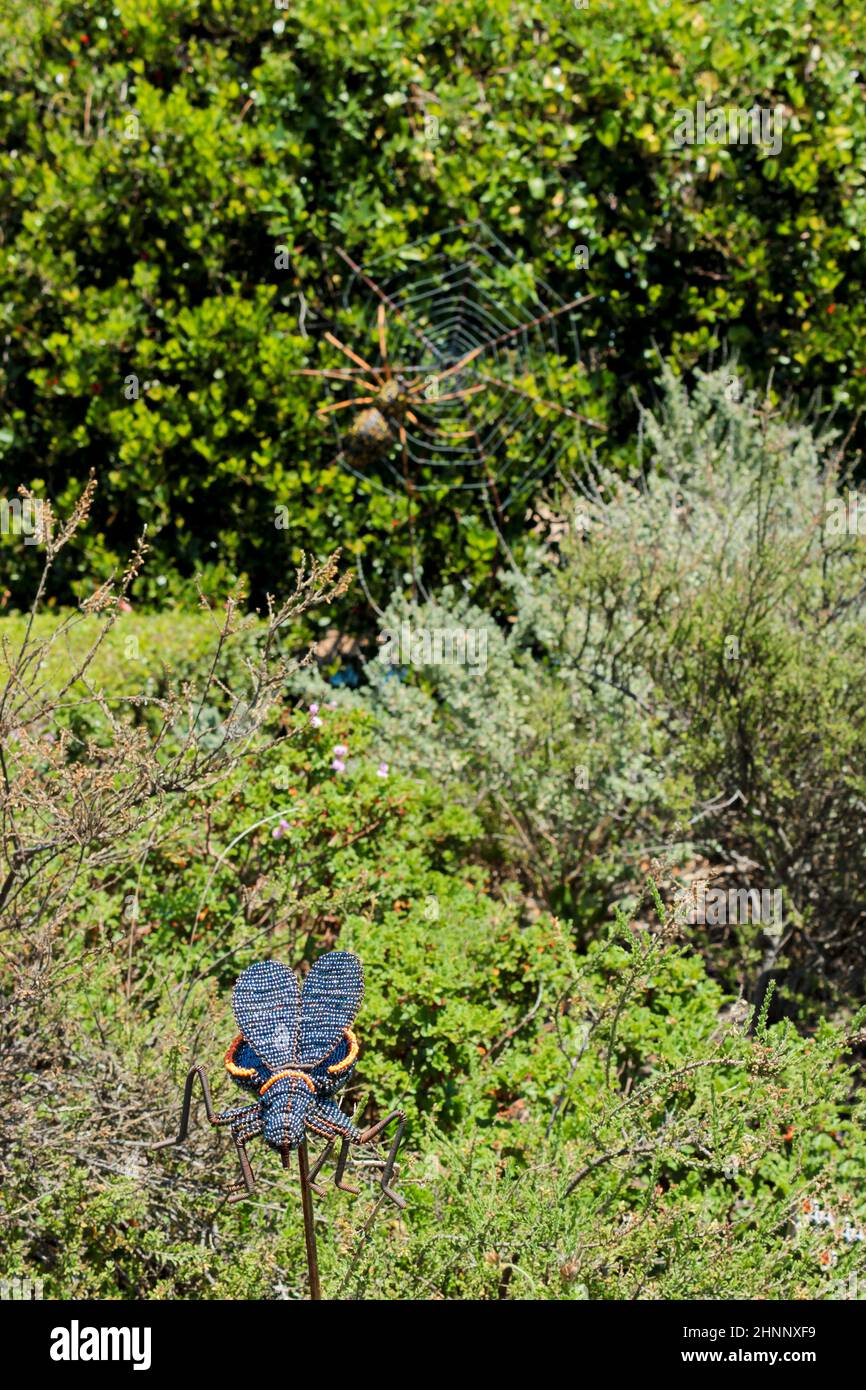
left=333, top=1137, right=360, bottom=1196
left=227, top=1133, right=257, bottom=1204
left=306, top=1138, right=335, bottom=1196
left=358, top=1109, right=407, bottom=1209
left=151, top=1065, right=214, bottom=1147
left=225, top=1109, right=263, bottom=1202
left=152, top=1065, right=258, bottom=1149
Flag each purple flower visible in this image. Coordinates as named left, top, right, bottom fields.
left=309, top=702, right=323, bottom=728
left=333, top=743, right=348, bottom=757
left=376, top=762, right=389, bottom=778
left=331, top=757, right=346, bottom=773
left=272, top=817, right=290, bottom=840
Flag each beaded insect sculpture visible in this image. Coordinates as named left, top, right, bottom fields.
left=155, top=952, right=406, bottom=1212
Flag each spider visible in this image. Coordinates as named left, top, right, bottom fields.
left=292, top=247, right=602, bottom=493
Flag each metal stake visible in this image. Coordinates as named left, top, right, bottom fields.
left=297, top=1141, right=322, bottom=1300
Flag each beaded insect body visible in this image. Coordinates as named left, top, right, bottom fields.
left=226, top=954, right=365, bottom=1153
left=155, top=951, right=405, bottom=1207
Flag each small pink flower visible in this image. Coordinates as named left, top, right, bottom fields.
left=272, top=818, right=290, bottom=840
left=309, top=703, right=319, bottom=714
left=333, top=744, right=348, bottom=757
left=331, top=757, right=346, bottom=773
left=377, top=762, right=389, bottom=778
left=118, top=599, right=132, bottom=613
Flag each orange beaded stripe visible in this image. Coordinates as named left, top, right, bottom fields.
left=306, top=1117, right=339, bottom=1138
left=225, top=1027, right=358, bottom=1085
left=224, top=1034, right=258, bottom=1079
left=327, top=1027, right=359, bottom=1074
left=259, top=1069, right=316, bottom=1096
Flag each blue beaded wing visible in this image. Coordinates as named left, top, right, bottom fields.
left=298, top=951, right=364, bottom=1066
left=232, top=959, right=300, bottom=1070
left=225, top=1035, right=271, bottom=1092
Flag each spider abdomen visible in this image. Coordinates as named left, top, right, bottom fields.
left=347, top=406, right=395, bottom=461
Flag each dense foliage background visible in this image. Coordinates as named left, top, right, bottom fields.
left=2, top=0, right=866, bottom=1303
left=2, top=0, right=866, bottom=607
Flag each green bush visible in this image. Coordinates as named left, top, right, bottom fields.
left=338, top=367, right=866, bottom=1006
left=2, top=0, right=866, bottom=605
left=7, top=853, right=866, bottom=1299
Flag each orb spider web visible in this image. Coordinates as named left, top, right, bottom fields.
left=295, top=221, right=602, bottom=528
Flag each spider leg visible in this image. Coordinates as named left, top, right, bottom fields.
left=470, top=292, right=596, bottom=356
left=424, top=424, right=478, bottom=440
left=357, top=1109, right=407, bottom=1209
left=378, top=303, right=391, bottom=379
left=406, top=377, right=486, bottom=402
left=324, top=331, right=383, bottom=384
left=451, top=411, right=508, bottom=543
left=317, top=394, right=377, bottom=415
left=426, top=383, right=487, bottom=404
left=404, top=408, right=477, bottom=442
left=285, top=367, right=373, bottom=381
left=336, top=246, right=439, bottom=358
left=423, top=344, right=485, bottom=388
left=398, top=422, right=418, bottom=598
left=405, top=292, right=597, bottom=397
left=472, top=369, right=605, bottom=430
